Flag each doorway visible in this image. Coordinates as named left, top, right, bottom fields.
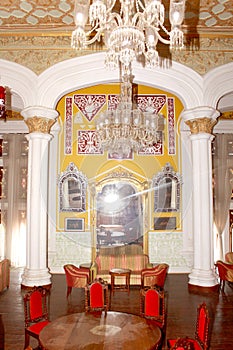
left=96, top=182, right=143, bottom=248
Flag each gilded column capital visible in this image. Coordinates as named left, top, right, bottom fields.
left=185, top=117, right=217, bottom=134
left=25, top=116, right=56, bottom=134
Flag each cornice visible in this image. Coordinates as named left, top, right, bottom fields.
left=0, top=35, right=232, bottom=76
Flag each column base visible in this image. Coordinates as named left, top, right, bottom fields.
left=21, top=267, right=52, bottom=289
left=188, top=268, right=219, bottom=289
left=188, top=283, right=219, bottom=293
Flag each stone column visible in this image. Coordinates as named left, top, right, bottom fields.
left=21, top=106, right=58, bottom=288
left=182, top=107, right=219, bottom=289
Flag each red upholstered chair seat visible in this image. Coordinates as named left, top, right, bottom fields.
left=27, top=320, right=50, bottom=335
left=169, top=338, right=202, bottom=350
left=167, top=303, right=210, bottom=350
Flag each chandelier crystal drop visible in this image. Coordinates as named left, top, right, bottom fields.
left=71, top=0, right=186, bottom=69
left=95, top=68, right=164, bottom=157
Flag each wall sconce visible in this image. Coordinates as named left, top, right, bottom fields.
left=0, top=86, right=6, bottom=122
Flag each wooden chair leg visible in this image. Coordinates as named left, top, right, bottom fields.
left=24, top=331, right=30, bottom=348
left=67, top=286, right=72, bottom=298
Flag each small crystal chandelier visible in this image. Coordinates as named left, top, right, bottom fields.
left=95, top=65, right=165, bottom=156
left=71, top=0, right=186, bottom=155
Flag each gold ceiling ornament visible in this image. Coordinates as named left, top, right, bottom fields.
left=185, top=117, right=217, bottom=134
left=24, top=116, right=56, bottom=134
left=71, top=0, right=185, bottom=155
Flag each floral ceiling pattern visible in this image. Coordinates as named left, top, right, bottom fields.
left=0, top=0, right=232, bottom=29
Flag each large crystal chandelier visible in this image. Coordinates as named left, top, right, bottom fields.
left=71, top=0, right=186, bottom=155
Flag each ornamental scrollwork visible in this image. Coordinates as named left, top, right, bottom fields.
left=25, top=116, right=56, bottom=134
left=185, top=117, right=217, bottom=134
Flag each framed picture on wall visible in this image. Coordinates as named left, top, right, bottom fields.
left=65, top=218, right=84, bottom=232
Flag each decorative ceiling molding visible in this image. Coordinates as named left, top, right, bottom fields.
left=0, top=0, right=232, bottom=31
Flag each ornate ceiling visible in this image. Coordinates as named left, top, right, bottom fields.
left=0, top=0, right=232, bottom=30
left=0, top=1, right=232, bottom=76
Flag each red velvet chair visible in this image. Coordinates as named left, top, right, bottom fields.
left=167, top=302, right=210, bottom=350
left=140, top=286, right=166, bottom=333
left=141, top=263, right=169, bottom=289
left=23, top=286, right=50, bottom=349
left=63, top=264, right=90, bottom=298
left=85, top=278, right=109, bottom=313
left=215, top=260, right=233, bottom=292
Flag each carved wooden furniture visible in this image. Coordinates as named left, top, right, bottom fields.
left=167, top=302, right=210, bottom=350
left=170, top=337, right=195, bottom=350
left=63, top=264, right=90, bottom=298
left=23, top=286, right=50, bottom=349
left=141, top=263, right=169, bottom=289
left=109, top=268, right=131, bottom=296
left=39, top=311, right=162, bottom=350
left=215, top=260, right=233, bottom=292
left=92, top=246, right=152, bottom=285
left=140, top=286, right=166, bottom=335
left=0, top=259, right=10, bottom=292
left=85, top=278, right=109, bottom=313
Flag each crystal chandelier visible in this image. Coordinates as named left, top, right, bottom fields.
left=95, top=65, right=165, bottom=156
left=71, top=0, right=186, bottom=155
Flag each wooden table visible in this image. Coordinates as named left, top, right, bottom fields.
left=109, top=268, right=131, bottom=295
left=39, top=311, right=161, bottom=350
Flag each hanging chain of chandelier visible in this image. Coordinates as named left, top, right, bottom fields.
left=71, top=0, right=186, bottom=155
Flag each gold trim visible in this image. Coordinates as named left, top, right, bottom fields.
left=220, top=111, right=233, bottom=119
left=185, top=117, right=217, bottom=134
left=25, top=116, right=55, bottom=134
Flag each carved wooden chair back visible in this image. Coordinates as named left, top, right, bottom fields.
left=140, top=286, right=165, bottom=330
left=23, top=286, right=50, bottom=349
left=85, top=278, right=109, bottom=312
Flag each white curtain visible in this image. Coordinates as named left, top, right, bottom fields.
left=1, top=134, right=28, bottom=267
left=213, top=134, right=233, bottom=260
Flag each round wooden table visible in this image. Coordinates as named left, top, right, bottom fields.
left=39, top=311, right=161, bottom=350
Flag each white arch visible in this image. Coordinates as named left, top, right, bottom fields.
left=0, top=59, right=37, bottom=107
left=203, top=62, right=233, bottom=108
left=1, top=55, right=233, bottom=113
left=38, top=53, right=203, bottom=109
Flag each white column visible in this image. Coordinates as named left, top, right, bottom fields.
left=182, top=107, right=219, bottom=288
left=21, top=106, right=58, bottom=288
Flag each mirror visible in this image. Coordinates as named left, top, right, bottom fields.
left=96, top=182, right=143, bottom=247
left=153, top=163, right=181, bottom=212
left=59, top=162, right=87, bottom=212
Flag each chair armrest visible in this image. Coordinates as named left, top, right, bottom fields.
left=146, top=263, right=153, bottom=268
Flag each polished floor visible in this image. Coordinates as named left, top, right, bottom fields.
left=0, top=267, right=233, bottom=350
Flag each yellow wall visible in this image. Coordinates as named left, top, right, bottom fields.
left=56, top=83, right=184, bottom=232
